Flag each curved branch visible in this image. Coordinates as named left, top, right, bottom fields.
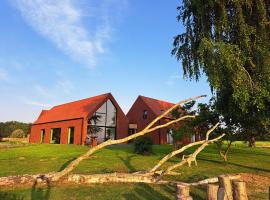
left=164, top=132, right=225, bottom=174
left=50, top=96, right=206, bottom=181
left=145, top=95, right=206, bottom=130
left=150, top=123, right=220, bottom=173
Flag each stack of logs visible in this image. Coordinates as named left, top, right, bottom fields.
left=176, top=174, right=249, bottom=200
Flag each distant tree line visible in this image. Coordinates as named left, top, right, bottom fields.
left=0, top=121, right=31, bottom=138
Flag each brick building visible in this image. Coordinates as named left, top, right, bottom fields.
left=30, top=93, right=129, bottom=145
left=127, top=95, right=176, bottom=144
left=30, top=93, right=199, bottom=145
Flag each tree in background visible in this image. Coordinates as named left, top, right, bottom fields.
left=10, top=129, right=25, bottom=138
left=0, top=121, right=31, bottom=138
left=172, top=0, right=270, bottom=146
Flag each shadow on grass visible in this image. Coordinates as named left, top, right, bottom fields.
left=58, top=157, right=77, bottom=171
left=0, top=192, right=24, bottom=200
left=31, top=175, right=51, bottom=200
left=122, top=183, right=172, bottom=200
left=116, top=153, right=137, bottom=172
left=198, top=157, right=270, bottom=173
left=190, top=186, right=206, bottom=200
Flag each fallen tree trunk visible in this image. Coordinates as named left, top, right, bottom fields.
left=0, top=173, right=243, bottom=188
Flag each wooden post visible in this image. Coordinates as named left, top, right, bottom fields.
left=233, top=181, right=248, bottom=200
left=176, top=183, right=193, bottom=200
left=217, top=175, right=233, bottom=200
left=207, top=184, right=219, bottom=200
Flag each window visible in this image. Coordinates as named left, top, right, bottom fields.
left=143, top=110, right=148, bottom=119
left=191, top=134, right=195, bottom=143
left=50, top=128, right=61, bottom=144
left=87, top=99, right=117, bottom=144
left=68, top=127, right=75, bottom=144
left=167, top=129, right=173, bottom=144
left=40, top=129, right=45, bottom=143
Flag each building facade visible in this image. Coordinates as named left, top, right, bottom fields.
left=30, top=93, right=200, bottom=145
left=127, top=95, right=176, bottom=144
left=30, top=93, right=129, bottom=145
left=127, top=95, right=200, bottom=145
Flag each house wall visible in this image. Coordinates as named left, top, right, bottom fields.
left=30, top=118, right=84, bottom=145
left=127, top=97, right=169, bottom=144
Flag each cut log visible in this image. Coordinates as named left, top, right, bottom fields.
left=232, top=181, right=248, bottom=200
left=218, top=175, right=233, bottom=200
left=176, top=183, right=193, bottom=200
left=207, top=184, right=219, bottom=200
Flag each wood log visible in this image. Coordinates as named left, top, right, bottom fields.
left=176, top=183, right=193, bottom=200
left=66, top=173, right=156, bottom=184
left=207, top=184, right=219, bottom=200
left=218, top=175, right=233, bottom=200
left=232, top=181, right=248, bottom=200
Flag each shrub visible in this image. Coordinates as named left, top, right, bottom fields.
left=10, top=129, right=25, bottom=138
left=133, top=136, right=153, bottom=155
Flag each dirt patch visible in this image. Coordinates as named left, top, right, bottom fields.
left=240, top=173, right=270, bottom=193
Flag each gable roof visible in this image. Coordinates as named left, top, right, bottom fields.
left=139, top=95, right=175, bottom=117
left=33, top=93, right=111, bottom=124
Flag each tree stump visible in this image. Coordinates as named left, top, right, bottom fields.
left=175, top=183, right=193, bottom=200
left=207, top=184, right=219, bottom=200
left=233, top=181, right=248, bottom=200
left=217, top=175, right=233, bottom=200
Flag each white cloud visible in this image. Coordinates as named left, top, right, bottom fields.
left=165, top=74, right=182, bottom=86
left=56, top=80, right=74, bottom=94
left=25, top=100, right=52, bottom=108
left=14, top=0, right=119, bottom=67
left=34, top=85, right=55, bottom=99
left=0, top=68, right=9, bottom=81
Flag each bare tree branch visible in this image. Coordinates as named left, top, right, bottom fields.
left=50, top=95, right=206, bottom=181
left=150, top=123, right=221, bottom=173
left=144, top=95, right=206, bottom=130
left=163, top=125, right=225, bottom=174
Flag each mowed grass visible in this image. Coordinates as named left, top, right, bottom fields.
left=0, top=142, right=270, bottom=199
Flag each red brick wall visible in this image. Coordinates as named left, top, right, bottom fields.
left=30, top=118, right=84, bottom=145
left=127, top=97, right=170, bottom=144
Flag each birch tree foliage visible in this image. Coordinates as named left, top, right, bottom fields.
left=172, top=0, right=270, bottom=135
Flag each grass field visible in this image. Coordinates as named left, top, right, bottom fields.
left=0, top=142, right=270, bottom=199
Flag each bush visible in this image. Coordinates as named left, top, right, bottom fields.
left=10, top=129, right=25, bottom=138
left=134, top=136, right=153, bottom=155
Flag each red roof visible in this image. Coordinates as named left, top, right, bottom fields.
left=33, top=93, right=110, bottom=124
left=139, top=95, right=175, bottom=116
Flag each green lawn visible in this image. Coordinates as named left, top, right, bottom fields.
left=0, top=142, right=270, bottom=199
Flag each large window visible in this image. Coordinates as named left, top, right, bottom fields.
left=87, top=100, right=117, bottom=144
left=50, top=128, right=61, bottom=144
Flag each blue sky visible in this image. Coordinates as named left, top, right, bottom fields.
left=0, top=0, right=211, bottom=122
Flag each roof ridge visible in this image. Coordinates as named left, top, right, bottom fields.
left=52, top=93, right=110, bottom=109
left=139, top=95, right=175, bottom=105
